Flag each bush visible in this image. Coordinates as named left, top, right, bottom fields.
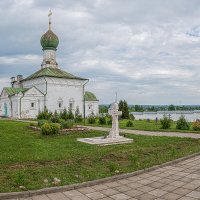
left=98, top=116, right=106, bottom=125
left=60, top=108, right=68, bottom=121
left=129, top=114, right=135, bottom=120
left=192, top=119, right=200, bottom=131
left=60, top=119, right=74, bottom=129
left=50, top=111, right=60, bottom=123
left=87, top=116, right=96, bottom=124
left=107, top=117, right=112, bottom=125
left=74, top=106, right=82, bottom=123
left=176, top=115, right=190, bottom=130
left=38, top=120, right=49, bottom=127
left=160, top=115, right=171, bottom=129
left=29, top=122, right=36, bottom=127
left=41, top=122, right=60, bottom=135
left=74, top=116, right=83, bottom=123
left=37, top=107, right=52, bottom=120
left=126, top=120, right=134, bottom=127
left=68, top=108, right=74, bottom=120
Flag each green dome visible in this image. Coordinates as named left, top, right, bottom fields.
left=40, top=30, right=59, bottom=50
left=85, top=91, right=98, bottom=101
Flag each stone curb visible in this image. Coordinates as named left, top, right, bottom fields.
left=1, top=152, right=200, bottom=200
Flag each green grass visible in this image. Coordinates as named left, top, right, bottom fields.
left=1, top=120, right=200, bottom=192
left=80, top=119, right=200, bottom=133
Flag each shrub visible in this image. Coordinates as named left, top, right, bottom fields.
left=60, top=108, right=68, bottom=121
left=60, top=119, right=74, bottom=129
left=87, top=115, right=96, bottom=124
left=107, top=117, right=112, bottom=125
left=50, top=111, right=60, bottom=123
left=129, top=114, right=135, bottom=120
left=37, top=107, right=52, bottom=120
left=38, top=120, right=49, bottom=127
left=74, top=115, right=83, bottom=123
left=68, top=108, right=74, bottom=120
left=29, top=122, right=36, bottom=127
left=74, top=106, right=83, bottom=123
left=98, top=116, right=106, bottom=125
left=160, top=115, right=171, bottom=129
left=176, top=115, right=190, bottom=130
left=41, top=122, right=60, bottom=135
left=126, top=120, right=134, bottom=127
left=192, top=119, right=200, bottom=131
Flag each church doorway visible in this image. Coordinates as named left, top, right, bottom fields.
left=4, top=103, right=8, bottom=117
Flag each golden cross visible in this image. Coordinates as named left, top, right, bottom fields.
left=48, top=10, right=52, bottom=30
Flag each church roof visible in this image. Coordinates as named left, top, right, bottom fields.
left=85, top=91, right=98, bottom=101
left=23, top=67, right=88, bottom=81
left=3, top=87, right=29, bottom=97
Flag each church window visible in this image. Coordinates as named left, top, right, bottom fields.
left=88, top=104, right=92, bottom=110
left=30, top=102, right=36, bottom=109
left=57, top=98, right=63, bottom=109
left=69, top=98, right=75, bottom=110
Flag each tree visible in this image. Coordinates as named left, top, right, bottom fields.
left=118, top=100, right=129, bottom=119
left=74, top=106, right=82, bottom=122
left=68, top=107, right=74, bottom=120
left=99, top=105, right=108, bottom=113
left=168, top=104, right=175, bottom=111
left=134, top=105, right=144, bottom=112
left=60, top=108, right=68, bottom=120
left=123, top=100, right=129, bottom=119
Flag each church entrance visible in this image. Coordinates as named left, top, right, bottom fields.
left=4, top=103, right=8, bottom=117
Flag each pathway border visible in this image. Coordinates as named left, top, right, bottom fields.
left=1, top=151, right=200, bottom=200
left=82, top=126, right=200, bottom=139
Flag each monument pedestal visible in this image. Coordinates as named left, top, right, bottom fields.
left=78, top=101, right=133, bottom=146
left=77, top=136, right=133, bottom=146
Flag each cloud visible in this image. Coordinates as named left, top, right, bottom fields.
left=1, top=0, right=200, bottom=104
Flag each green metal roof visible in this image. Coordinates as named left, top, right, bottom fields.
left=23, top=67, right=88, bottom=81
left=85, top=91, right=98, bottom=101
left=4, top=87, right=29, bottom=97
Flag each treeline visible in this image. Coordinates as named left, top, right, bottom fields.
left=99, top=104, right=200, bottom=113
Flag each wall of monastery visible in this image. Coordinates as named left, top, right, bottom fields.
left=132, top=110, right=200, bottom=122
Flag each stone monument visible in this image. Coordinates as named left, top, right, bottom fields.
left=77, top=101, right=133, bottom=145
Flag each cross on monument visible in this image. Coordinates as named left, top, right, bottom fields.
left=107, top=102, right=122, bottom=138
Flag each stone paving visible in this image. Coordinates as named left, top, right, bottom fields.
left=83, top=126, right=200, bottom=139
left=10, top=154, right=200, bottom=200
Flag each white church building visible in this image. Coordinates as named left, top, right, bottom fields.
left=0, top=13, right=99, bottom=119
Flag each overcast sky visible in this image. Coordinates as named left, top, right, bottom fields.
left=1, top=0, right=200, bottom=105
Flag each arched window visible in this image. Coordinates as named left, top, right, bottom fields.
left=57, top=98, right=63, bottom=109
left=69, top=98, right=75, bottom=110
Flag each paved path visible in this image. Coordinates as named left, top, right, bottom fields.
left=10, top=154, right=200, bottom=200
left=13, top=120, right=200, bottom=139
left=83, top=126, right=200, bottom=139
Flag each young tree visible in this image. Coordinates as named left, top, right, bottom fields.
left=74, top=106, right=82, bottom=122
left=68, top=107, right=74, bottom=120
left=118, top=100, right=129, bottom=119
left=123, top=100, right=129, bottom=119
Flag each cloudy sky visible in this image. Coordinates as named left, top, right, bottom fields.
left=1, top=0, right=200, bottom=105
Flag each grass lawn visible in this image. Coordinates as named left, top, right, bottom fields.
left=79, top=119, right=200, bottom=133
left=1, top=120, right=200, bottom=192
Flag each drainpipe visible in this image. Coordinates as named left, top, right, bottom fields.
left=43, top=76, right=48, bottom=109
left=8, top=97, right=13, bottom=118
left=19, top=94, right=24, bottom=119
left=83, top=80, right=89, bottom=125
